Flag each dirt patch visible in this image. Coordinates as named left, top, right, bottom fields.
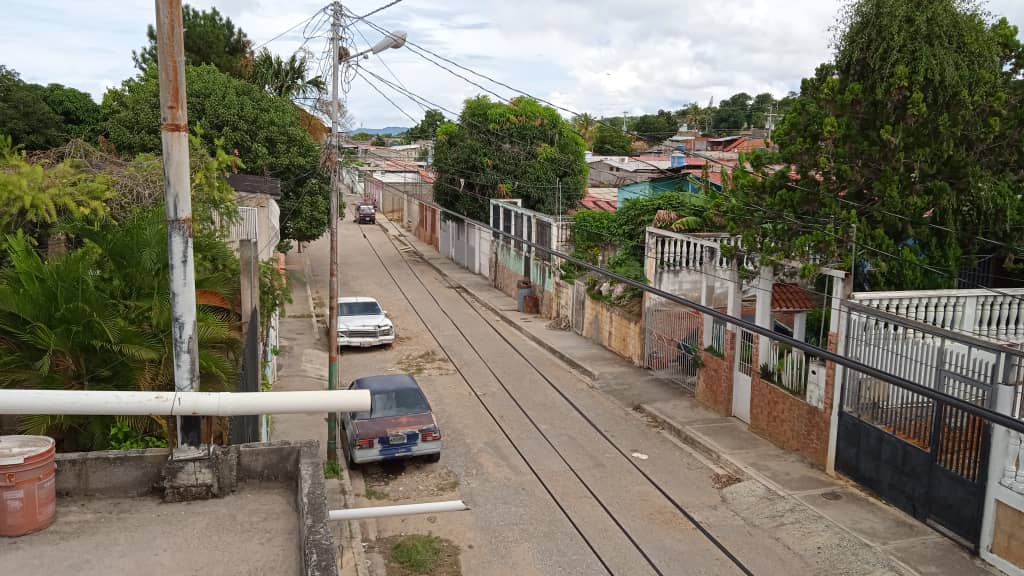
left=395, top=350, right=453, bottom=376
left=363, top=460, right=460, bottom=501
left=711, top=472, right=743, bottom=490
left=373, top=534, right=461, bottom=576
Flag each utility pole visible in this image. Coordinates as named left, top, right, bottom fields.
left=622, top=111, right=628, bottom=133
left=327, top=2, right=342, bottom=463
left=155, top=0, right=202, bottom=450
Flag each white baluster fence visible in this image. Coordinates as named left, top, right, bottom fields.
left=852, top=289, right=1024, bottom=344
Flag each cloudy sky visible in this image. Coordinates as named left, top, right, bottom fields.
left=3, top=0, right=1023, bottom=129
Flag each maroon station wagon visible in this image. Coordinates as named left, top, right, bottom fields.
left=340, top=374, right=442, bottom=466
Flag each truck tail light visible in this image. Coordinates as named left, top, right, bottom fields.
left=355, top=438, right=375, bottom=449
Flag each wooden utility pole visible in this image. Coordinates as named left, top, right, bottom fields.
left=327, top=2, right=342, bottom=463
left=154, top=0, right=202, bottom=449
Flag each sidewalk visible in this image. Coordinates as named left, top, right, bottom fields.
left=385, top=217, right=997, bottom=576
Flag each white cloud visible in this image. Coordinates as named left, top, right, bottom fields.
left=1, top=0, right=1022, bottom=127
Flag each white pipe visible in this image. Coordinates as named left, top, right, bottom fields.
left=329, top=500, right=468, bottom=522
left=0, top=390, right=371, bottom=416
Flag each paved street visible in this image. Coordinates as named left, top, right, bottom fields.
left=268, top=192, right=956, bottom=576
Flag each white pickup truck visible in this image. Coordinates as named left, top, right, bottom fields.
left=337, top=296, right=395, bottom=349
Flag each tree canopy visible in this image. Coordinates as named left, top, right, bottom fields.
left=132, top=5, right=251, bottom=79
left=0, top=67, right=62, bottom=149
left=728, top=0, right=1024, bottom=290
left=631, top=110, right=678, bottom=144
left=432, top=96, right=587, bottom=220
left=591, top=123, right=633, bottom=155
left=405, top=109, right=445, bottom=141
left=99, top=64, right=331, bottom=244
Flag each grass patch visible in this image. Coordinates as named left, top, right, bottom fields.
left=382, top=534, right=461, bottom=575
left=364, top=485, right=389, bottom=500
left=324, top=460, right=341, bottom=480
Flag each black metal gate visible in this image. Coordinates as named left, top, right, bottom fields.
left=835, top=305, right=1007, bottom=548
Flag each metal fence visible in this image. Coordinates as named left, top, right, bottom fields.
left=644, top=296, right=701, bottom=394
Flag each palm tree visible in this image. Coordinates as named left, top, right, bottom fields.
left=572, top=113, right=599, bottom=148
left=0, top=207, right=241, bottom=450
left=249, top=48, right=326, bottom=101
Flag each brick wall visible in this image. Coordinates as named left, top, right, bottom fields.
left=748, top=334, right=831, bottom=468
left=697, top=328, right=734, bottom=416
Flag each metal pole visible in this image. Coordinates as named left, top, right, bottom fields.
left=328, top=500, right=469, bottom=521
left=327, top=2, right=342, bottom=462
left=155, top=0, right=202, bottom=449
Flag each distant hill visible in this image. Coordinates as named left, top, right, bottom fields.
left=351, top=127, right=409, bottom=136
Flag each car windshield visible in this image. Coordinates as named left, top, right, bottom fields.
left=358, top=205, right=374, bottom=214
left=338, top=301, right=381, bottom=316
left=354, top=387, right=430, bottom=420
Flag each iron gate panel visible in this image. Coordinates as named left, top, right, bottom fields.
left=644, top=301, right=700, bottom=395
left=835, top=305, right=1005, bottom=549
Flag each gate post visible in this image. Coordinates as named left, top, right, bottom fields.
left=980, top=382, right=1017, bottom=565
left=826, top=271, right=854, bottom=475
left=701, top=246, right=717, bottom=348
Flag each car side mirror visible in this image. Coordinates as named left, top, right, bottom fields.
left=382, top=310, right=389, bottom=317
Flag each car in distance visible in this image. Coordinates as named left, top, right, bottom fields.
left=341, top=374, right=442, bottom=466
left=337, top=296, right=394, bottom=349
left=355, top=203, right=376, bottom=224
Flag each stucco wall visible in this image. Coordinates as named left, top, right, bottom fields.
left=697, top=329, right=734, bottom=415
left=582, top=296, right=644, bottom=366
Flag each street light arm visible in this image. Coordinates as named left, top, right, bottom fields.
left=343, top=30, right=407, bottom=61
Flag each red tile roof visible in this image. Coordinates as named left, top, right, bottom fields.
left=580, top=195, right=618, bottom=212
left=772, top=283, right=817, bottom=311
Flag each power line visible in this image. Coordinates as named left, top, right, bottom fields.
left=351, top=0, right=406, bottom=20
left=252, top=7, right=326, bottom=51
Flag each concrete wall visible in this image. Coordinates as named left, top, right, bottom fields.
left=493, top=242, right=557, bottom=318
left=56, top=448, right=170, bottom=497
left=235, top=192, right=281, bottom=258
left=52, top=441, right=336, bottom=576
left=582, top=295, right=644, bottom=366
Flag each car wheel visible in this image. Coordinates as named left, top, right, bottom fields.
left=424, top=453, right=440, bottom=463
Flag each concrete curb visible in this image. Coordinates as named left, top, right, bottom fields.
left=635, top=403, right=748, bottom=480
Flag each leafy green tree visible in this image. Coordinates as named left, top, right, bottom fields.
left=712, top=92, right=752, bottom=131
left=132, top=5, right=252, bottom=78
left=351, top=132, right=372, bottom=141
left=37, top=84, right=101, bottom=140
left=371, top=134, right=387, bottom=147
left=0, top=67, right=64, bottom=149
left=406, top=109, right=445, bottom=141
left=432, top=96, right=587, bottom=221
left=0, top=136, right=110, bottom=247
left=631, top=110, right=678, bottom=144
left=749, top=93, right=776, bottom=129
left=99, top=64, right=330, bottom=243
left=592, top=123, right=633, bottom=155
left=279, top=176, right=329, bottom=245
left=249, top=48, right=325, bottom=100
left=745, top=0, right=1024, bottom=289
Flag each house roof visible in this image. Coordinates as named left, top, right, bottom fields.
left=580, top=188, right=618, bottom=212
left=226, top=174, right=281, bottom=198
left=731, top=138, right=767, bottom=152
left=772, top=283, right=817, bottom=311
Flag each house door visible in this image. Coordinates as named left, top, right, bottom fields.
left=732, top=329, right=754, bottom=422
